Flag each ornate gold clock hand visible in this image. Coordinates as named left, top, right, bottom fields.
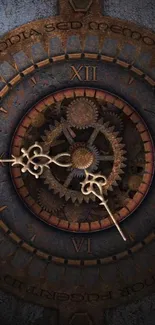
left=81, top=170, right=127, bottom=241
left=0, top=142, right=72, bottom=179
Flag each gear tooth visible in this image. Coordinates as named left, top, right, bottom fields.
left=49, top=125, right=54, bottom=131
left=115, top=175, right=122, bottom=181
left=104, top=189, right=108, bottom=196
left=120, top=163, right=126, bottom=168
left=84, top=196, right=90, bottom=203
left=39, top=141, right=44, bottom=147
left=98, top=117, right=104, bottom=124
left=72, top=197, right=77, bottom=203
left=53, top=188, right=59, bottom=195
left=119, top=169, right=125, bottom=175
left=102, top=111, right=124, bottom=132
left=48, top=184, right=54, bottom=190
left=113, top=131, right=119, bottom=137
left=119, top=144, right=126, bottom=149
left=109, top=126, right=115, bottom=132
left=117, top=137, right=123, bottom=143
left=65, top=194, right=70, bottom=201
left=44, top=179, right=49, bottom=185
left=55, top=102, right=61, bottom=109
left=54, top=120, right=59, bottom=126
left=91, top=195, right=96, bottom=202
left=113, top=181, right=118, bottom=186
left=43, top=146, right=50, bottom=153
left=120, top=167, right=126, bottom=174
left=44, top=129, right=49, bottom=135
left=61, top=117, right=66, bottom=123
left=120, top=149, right=126, bottom=155
left=104, top=121, right=110, bottom=128
left=78, top=196, right=84, bottom=204
left=59, top=192, right=65, bottom=198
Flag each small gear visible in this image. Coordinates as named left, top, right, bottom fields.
left=69, top=143, right=100, bottom=177
left=114, top=189, right=131, bottom=210
left=31, top=113, right=46, bottom=128
left=67, top=98, right=98, bottom=129
left=135, top=153, right=145, bottom=169
left=72, top=147, right=94, bottom=169
left=64, top=202, right=91, bottom=223
left=129, top=153, right=145, bottom=174
left=51, top=101, right=68, bottom=117
left=53, top=102, right=62, bottom=116
left=128, top=175, right=142, bottom=191
left=101, top=103, right=116, bottom=112
left=102, top=111, right=124, bottom=132
left=37, top=188, right=65, bottom=213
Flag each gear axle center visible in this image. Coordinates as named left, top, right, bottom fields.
left=71, top=147, right=94, bottom=170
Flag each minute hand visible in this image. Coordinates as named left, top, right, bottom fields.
left=80, top=170, right=127, bottom=241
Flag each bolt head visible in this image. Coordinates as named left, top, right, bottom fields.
left=69, top=0, right=93, bottom=12
left=69, top=313, right=93, bottom=325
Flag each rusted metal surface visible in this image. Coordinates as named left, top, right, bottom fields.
left=0, top=1, right=155, bottom=324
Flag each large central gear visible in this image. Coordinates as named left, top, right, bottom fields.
left=41, top=118, right=126, bottom=203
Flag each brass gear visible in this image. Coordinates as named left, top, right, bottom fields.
left=71, top=147, right=94, bottom=169
left=128, top=175, right=142, bottom=191
left=67, top=98, right=98, bottom=129
left=31, top=113, right=46, bottom=128
left=41, top=120, right=126, bottom=203
left=37, top=188, right=65, bottom=213
left=51, top=101, right=68, bottom=118
left=64, top=202, right=91, bottom=223
left=69, top=142, right=100, bottom=177
left=102, top=111, right=124, bottom=132
left=114, top=189, right=131, bottom=210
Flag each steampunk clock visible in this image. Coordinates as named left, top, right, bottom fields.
left=0, top=0, right=155, bottom=324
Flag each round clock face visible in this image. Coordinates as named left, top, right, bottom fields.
left=1, top=2, right=155, bottom=321
left=11, top=88, right=154, bottom=232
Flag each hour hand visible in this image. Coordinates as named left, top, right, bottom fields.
left=81, top=170, right=127, bottom=241
left=0, top=142, right=72, bottom=179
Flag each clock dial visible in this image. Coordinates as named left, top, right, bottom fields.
left=1, top=1, right=155, bottom=321
left=11, top=88, right=154, bottom=233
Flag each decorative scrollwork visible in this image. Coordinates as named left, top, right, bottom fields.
left=81, top=170, right=127, bottom=241
left=0, top=142, right=126, bottom=240
left=0, top=142, right=72, bottom=179
left=80, top=170, right=107, bottom=202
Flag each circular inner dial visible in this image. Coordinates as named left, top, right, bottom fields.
left=11, top=88, right=154, bottom=233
